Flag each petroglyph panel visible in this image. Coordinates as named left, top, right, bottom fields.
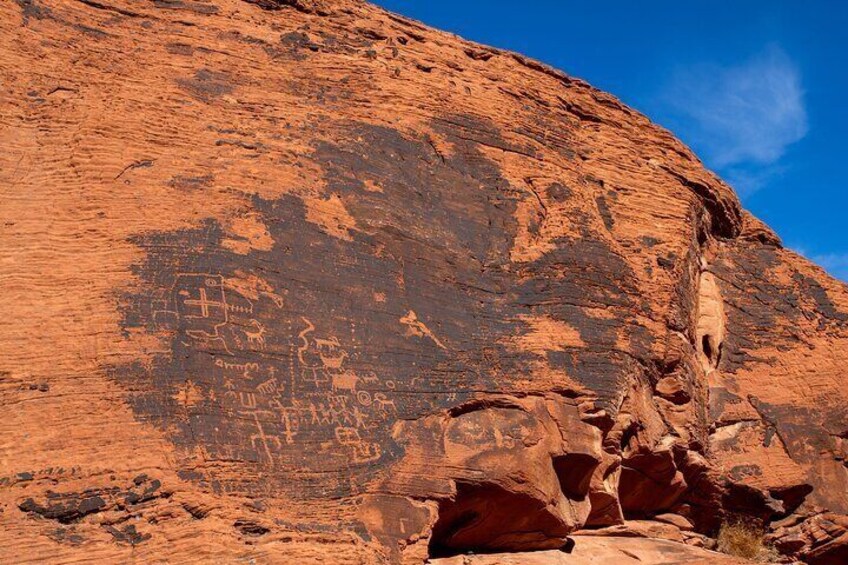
left=113, top=118, right=659, bottom=501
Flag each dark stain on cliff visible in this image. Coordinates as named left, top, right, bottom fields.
left=113, top=115, right=657, bottom=501
left=20, top=494, right=107, bottom=524
left=113, top=118, right=528, bottom=499
left=18, top=476, right=165, bottom=525
left=715, top=242, right=848, bottom=375
left=176, top=69, right=235, bottom=102
left=14, top=0, right=51, bottom=24
left=595, top=194, right=614, bottom=231
left=152, top=0, right=220, bottom=15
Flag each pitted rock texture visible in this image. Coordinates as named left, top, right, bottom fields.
left=1, top=0, right=847, bottom=563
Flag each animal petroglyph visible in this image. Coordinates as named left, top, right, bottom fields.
left=315, top=338, right=347, bottom=370
left=332, top=371, right=359, bottom=392
left=244, top=319, right=266, bottom=349
left=297, top=317, right=352, bottom=387
left=400, top=310, right=446, bottom=349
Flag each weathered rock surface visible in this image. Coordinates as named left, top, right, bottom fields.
left=429, top=538, right=750, bottom=565
left=1, top=0, right=847, bottom=563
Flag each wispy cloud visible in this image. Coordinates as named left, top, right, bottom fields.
left=660, top=45, right=807, bottom=196
left=810, top=253, right=848, bottom=283
left=791, top=247, right=848, bottom=283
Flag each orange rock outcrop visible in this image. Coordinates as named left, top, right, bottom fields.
left=1, top=1, right=847, bottom=563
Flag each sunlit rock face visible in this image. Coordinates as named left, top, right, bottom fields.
left=2, top=1, right=847, bottom=563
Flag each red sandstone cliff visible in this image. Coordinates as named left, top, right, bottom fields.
left=1, top=1, right=847, bottom=563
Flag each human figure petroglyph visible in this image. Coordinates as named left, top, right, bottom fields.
left=249, top=413, right=281, bottom=467
left=306, top=398, right=368, bottom=429
left=309, top=401, right=339, bottom=426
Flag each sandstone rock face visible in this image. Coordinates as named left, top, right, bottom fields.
left=429, top=539, right=750, bottom=565
left=1, top=1, right=847, bottom=563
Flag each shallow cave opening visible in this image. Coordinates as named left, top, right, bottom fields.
left=770, top=483, right=814, bottom=517
left=700, top=333, right=723, bottom=368
left=427, top=481, right=571, bottom=559
left=702, top=335, right=714, bottom=362
left=552, top=453, right=598, bottom=501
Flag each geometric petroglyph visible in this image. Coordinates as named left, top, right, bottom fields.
left=178, top=274, right=228, bottom=335
left=147, top=272, right=406, bottom=475
left=153, top=273, right=236, bottom=353
left=335, top=426, right=381, bottom=464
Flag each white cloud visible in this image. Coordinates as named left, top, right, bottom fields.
left=810, top=253, right=848, bottom=282
left=790, top=247, right=848, bottom=282
left=720, top=164, right=786, bottom=198
left=660, top=45, right=807, bottom=195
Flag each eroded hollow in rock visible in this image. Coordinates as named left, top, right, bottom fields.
left=702, top=335, right=715, bottom=365
left=696, top=271, right=725, bottom=372
left=618, top=445, right=688, bottom=520
left=553, top=453, right=598, bottom=501
left=428, top=482, right=572, bottom=558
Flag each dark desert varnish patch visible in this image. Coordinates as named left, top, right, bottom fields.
left=111, top=116, right=649, bottom=509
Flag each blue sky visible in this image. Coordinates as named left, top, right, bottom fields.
left=373, top=1, right=848, bottom=281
